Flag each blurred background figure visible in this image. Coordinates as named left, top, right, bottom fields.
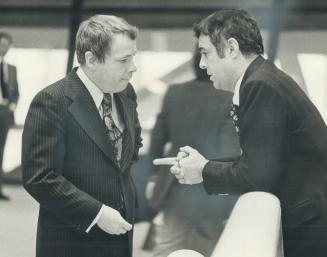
left=144, top=48, right=241, bottom=257
left=0, top=31, right=19, bottom=201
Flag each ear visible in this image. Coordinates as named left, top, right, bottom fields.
left=226, top=38, right=240, bottom=58
left=85, top=51, right=97, bottom=69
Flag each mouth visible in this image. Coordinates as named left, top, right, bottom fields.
left=122, top=75, right=133, bottom=81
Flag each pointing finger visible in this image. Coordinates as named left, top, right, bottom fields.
left=153, top=157, right=176, bottom=166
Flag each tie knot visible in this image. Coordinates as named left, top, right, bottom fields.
left=230, top=103, right=239, bottom=112
left=102, top=93, right=112, bottom=107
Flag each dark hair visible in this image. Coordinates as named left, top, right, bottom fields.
left=193, top=47, right=209, bottom=81
left=76, top=15, right=138, bottom=65
left=193, top=9, right=264, bottom=57
left=0, top=32, right=13, bottom=44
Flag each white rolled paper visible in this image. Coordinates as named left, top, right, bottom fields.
left=153, top=157, right=176, bottom=166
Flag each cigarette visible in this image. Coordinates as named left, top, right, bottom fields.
left=153, top=157, right=177, bottom=166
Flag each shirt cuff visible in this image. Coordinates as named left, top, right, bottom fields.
left=85, top=204, right=105, bottom=233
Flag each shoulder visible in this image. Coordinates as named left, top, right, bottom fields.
left=31, top=77, right=68, bottom=107
left=243, top=60, right=298, bottom=98
left=247, top=59, right=296, bottom=88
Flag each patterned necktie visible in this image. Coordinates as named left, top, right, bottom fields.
left=102, top=93, right=123, bottom=164
left=230, top=103, right=240, bottom=135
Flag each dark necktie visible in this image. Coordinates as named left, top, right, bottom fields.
left=0, top=61, right=7, bottom=99
left=102, top=93, right=123, bottom=164
left=230, top=103, right=240, bottom=135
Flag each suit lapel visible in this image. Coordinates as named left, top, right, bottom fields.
left=65, top=70, right=119, bottom=168
left=115, top=90, right=135, bottom=172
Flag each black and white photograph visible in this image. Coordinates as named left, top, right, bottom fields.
left=1, top=1, right=327, bottom=257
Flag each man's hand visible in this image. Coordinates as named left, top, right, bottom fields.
left=97, top=205, right=132, bottom=235
left=170, top=146, right=209, bottom=185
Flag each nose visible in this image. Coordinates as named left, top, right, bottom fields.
left=129, top=59, right=137, bottom=73
left=199, top=55, right=207, bottom=70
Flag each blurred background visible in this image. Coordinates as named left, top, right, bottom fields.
left=1, top=0, right=327, bottom=256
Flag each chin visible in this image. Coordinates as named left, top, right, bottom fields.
left=115, top=82, right=129, bottom=93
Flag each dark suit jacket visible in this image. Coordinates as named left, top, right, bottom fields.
left=22, top=69, right=142, bottom=257
left=0, top=63, right=19, bottom=126
left=2, top=63, right=19, bottom=104
left=148, top=80, right=240, bottom=221
left=202, top=56, right=327, bottom=257
left=0, top=63, right=19, bottom=182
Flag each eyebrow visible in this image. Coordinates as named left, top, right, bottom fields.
left=116, top=50, right=137, bottom=59
left=199, top=47, right=208, bottom=53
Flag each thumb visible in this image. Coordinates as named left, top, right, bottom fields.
left=176, top=151, right=188, bottom=161
left=122, top=220, right=133, bottom=231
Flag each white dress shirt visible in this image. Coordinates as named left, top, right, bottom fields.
left=232, top=71, right=245, bottom=106
left=76, top=67, right=125, bottom=233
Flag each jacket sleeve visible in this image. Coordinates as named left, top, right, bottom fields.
left=203, top=81, right=289, bottom=195
left=22, top=91, right=102, bottom=232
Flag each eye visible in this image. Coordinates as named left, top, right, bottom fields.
left=120, top=59, right=128, bottom=63
left=201, top=51, right=208, bottom=57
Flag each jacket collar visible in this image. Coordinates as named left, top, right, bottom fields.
left=241, top=55, right=265, bottom=88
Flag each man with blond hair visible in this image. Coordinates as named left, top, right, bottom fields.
left=22, top=15, right=142, bottom=257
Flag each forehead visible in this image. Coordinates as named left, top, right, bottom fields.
left=198, top=34, right=215, bottom=51
left=109, top=34, right=137, bottom=57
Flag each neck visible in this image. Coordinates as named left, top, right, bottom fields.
left=231, top=54, right=259, bottom=90
left=243, top=54, right=259, bottom=70
left=80, top=65, right=104, bottom=92
left=238, top=54, right=258, bottom=77
left=80, top=65, right=93, bottom=80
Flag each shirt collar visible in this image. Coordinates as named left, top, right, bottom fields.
left=76, top=67, right=107, bottom=109
left=232, top=71, right=245, bottom=106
